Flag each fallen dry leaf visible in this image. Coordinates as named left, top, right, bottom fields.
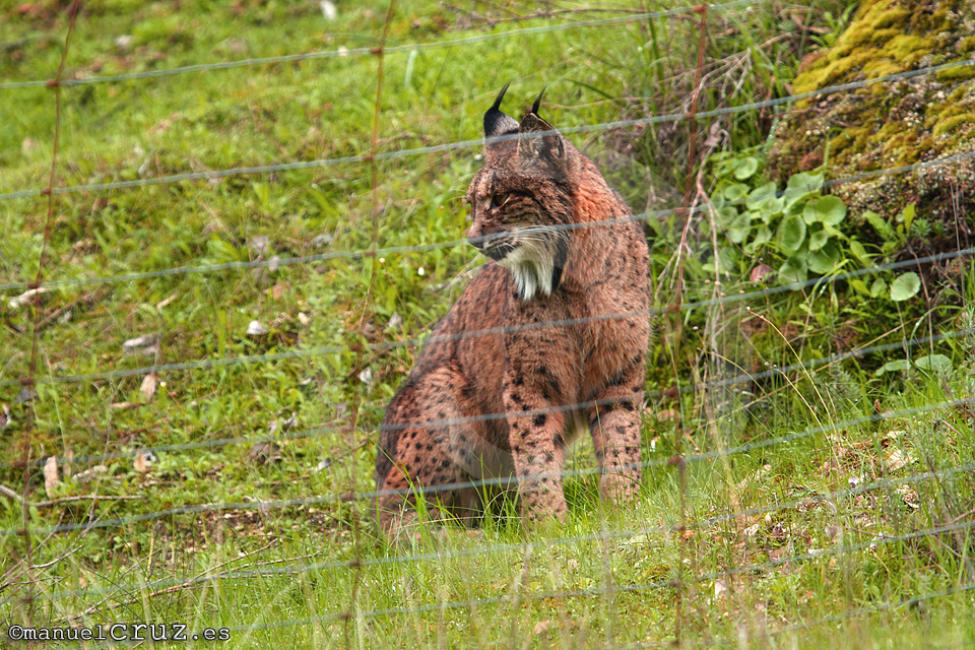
left=248, top=442, right=282, bottom=465
left=896, top=484, right=920, bottom=509
left=883, top=447, right=914, bottom=473
left=122, top=334, right=159, bottom=355
left=43, top=456, right=59, bottom=497
left=714, top=579, right=728, bottom=600
left=133, top=450, right=156, bottom=473
left=8, top=287, right=47, bottom=310
left=63, top=448, right=74, bottom=480
left=749, top=263, right=773, bottom=283
left=140, top=372, right=158, bottom=401
left=75, top=465, right=108, bottom=484
left=155, top=293, right=177, bottom=310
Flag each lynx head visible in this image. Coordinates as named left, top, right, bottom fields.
left=465, top=84, right=575, bottom=301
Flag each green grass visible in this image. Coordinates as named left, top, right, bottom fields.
left=2, top=0, right=974, bottom=647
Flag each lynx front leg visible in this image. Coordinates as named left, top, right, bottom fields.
left=503, top=368, right=569, bottom=523
left=588, top=365, right=645, bottom=503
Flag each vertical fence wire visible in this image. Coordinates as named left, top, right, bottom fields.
left=346, top=1, right=398, bottom=643
left=17, top=0, right=83, bottom=622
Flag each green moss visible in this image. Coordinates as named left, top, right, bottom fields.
left=770, top=0, right=975, bottom=227
left=933, top=113, right=975, bottom=137
left=791, top=1, right=950, bottom=96
left=936, top=65, right=975, bottom=82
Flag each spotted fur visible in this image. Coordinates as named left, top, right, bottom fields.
left=375, top=87, right=650, bottom=541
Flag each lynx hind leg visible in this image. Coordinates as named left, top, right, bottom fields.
left=375, top=366, right=485, bottom=543
left=588, top=364, right=646, bottom=503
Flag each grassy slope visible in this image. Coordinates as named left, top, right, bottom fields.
left=1, top=1, right=974, bottom=647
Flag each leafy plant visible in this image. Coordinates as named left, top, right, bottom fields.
left=707, top=149, right=927, bottom=308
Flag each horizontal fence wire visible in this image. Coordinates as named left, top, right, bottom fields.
left=0, top=55, right=971, bottom=207
left=212, top=516, right=975, bottom=635
left=3, top=235, right=970, bottom=390
left=45, top=460, right=975, bottom=606
left=3, top=394, right=971, bottom=538
left=5, top=322, right=971, bottom=474
left=0, top=0, right=762, bottom=91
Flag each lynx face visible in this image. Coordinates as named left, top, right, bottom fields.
left=464, top=86, right=575, bottom=300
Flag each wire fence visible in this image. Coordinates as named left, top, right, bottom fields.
left=3, top=321, right=969, bottom=474
left=3, top=0, right=975, bottom=646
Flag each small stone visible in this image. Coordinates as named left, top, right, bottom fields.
left=246, top=320, right=268, bottom=337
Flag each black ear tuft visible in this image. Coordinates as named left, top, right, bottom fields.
left=491, top=82, right=511, bottom=112
left=484, top=82, right=520, bottom=138
left=530, top=87, right=546, bottom=116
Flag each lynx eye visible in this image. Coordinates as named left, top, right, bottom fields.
left=489, top=193, right=507, bottom=210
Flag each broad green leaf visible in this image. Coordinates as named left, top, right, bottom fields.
left=783, top=172, right=824, bottom=212
left=874, top=359, right=911, bottom=376
left=915, top=354, right=952, bottom=374
left=778, top=256, right=808, bottom=284
left=808, top=226, right=830, bottom=251
left=727, top=212, right=752, bottom=244
left=863, top=210, right=897, bottom=242
left=900, top=203, right=916, bottom=231
left=734, top=157, right=760, bottom=180
left=723, top=183, right=750, bottom=202
left=717, top=206, right=739, bottom=229
left=869, top=278, right=888, bottom=297
left=787, top=171, right=825, bottom=193
left=744, top=225, right=772, bottom=254
left=808, top=242, right=840, bottom=274
left=746, top=182, right=778, bottom=209
left=889, top=272, right=921, bottom=301
left=777, top=213, right=807, bottom=254
left=803, top=195, right=847, bottom=225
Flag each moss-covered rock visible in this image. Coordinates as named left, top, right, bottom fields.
left=768, top=0, right=975, bottom=249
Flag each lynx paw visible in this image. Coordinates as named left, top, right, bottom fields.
left=599, top=472, right=641, bottom=504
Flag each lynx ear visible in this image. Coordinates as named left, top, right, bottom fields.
left=518, top=91, right=565, bottom=166
left=483, top=82, right=519, bottom=140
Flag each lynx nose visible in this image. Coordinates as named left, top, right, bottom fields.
left=466, top=224, right=486, bottom=250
